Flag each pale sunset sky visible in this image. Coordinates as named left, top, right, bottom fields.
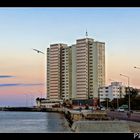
left=0, top=8, right=140, bottom=106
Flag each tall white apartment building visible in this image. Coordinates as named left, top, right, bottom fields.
left=47, top=43, right=67, bottom=101
left=76, top=38, right=89, bottom=99
left=61, top=46, right=72, bottom=100
left=46, top=37, right=105, bottom=101
left=75, top=38, right=105, bottom=99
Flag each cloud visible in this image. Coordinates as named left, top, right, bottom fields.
left=0, top=75, right=15, bottom=78
left=20, top=83, right=44, bottom=86
left=0, top=84, right=19, bottom=87
left=0, top=83, right=44, bottom=87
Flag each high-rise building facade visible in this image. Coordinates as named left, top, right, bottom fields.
left=46, top=37, right=105, bottom=101
left=76, top=38, right=89, bottom=99
left=61, top=46, right=72, bottom=100
left=91, top=41, right=105, bottom=98
left=47, top=43, right=67, bottom=100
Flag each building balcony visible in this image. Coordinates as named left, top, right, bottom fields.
left=76, top=56, right=87, bottom=60
left=76, top=70, right=88, bottom=73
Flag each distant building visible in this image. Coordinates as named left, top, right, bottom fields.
left=36, top=98, right=63, bottom=108
left=46, top=37, right=105, bottom=101
left=99, top=82, right=126, bottom=102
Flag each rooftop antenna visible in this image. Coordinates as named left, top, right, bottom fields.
left=86, top=29, right=88, bottom=38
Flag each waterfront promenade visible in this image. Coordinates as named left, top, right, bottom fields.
left=63, top=108, right=140, bottom=132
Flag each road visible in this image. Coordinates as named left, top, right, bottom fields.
left=107, top=110, right=140, bottom=122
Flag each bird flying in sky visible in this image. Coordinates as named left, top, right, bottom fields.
left=32, top=48, right=44, bottom=54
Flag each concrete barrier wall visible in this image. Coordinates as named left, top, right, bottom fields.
left=71, top=120, right=131, bottom=133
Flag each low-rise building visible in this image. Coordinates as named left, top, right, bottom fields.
left=36, top=98, right=63, bottom=108
left=99, top=82, right=126, bottom=102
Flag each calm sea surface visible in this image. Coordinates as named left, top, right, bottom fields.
left=0, top=111, right=71, bottom=133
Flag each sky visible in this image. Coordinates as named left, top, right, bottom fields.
left=0, top=8, right=140, bottom=106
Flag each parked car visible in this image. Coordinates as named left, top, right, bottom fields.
left=117, top=107, right=125, bottom=112
left=101, top=107, right=106, bottom=111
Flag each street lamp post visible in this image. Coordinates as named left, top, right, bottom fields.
left=117, top=94, right=119, bottom=109
left=120, top=74, right=130, bottom=111
left=117, top=87, right=122, bottom=109
left=106, top=98, right=108, bottom=110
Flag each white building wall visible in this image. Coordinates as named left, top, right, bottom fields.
left=47, top=48, right=50, bottom=99
left=99, top=82, right=126, bottom=102
left=71, top=45, right=77, bottom=99
left=91, top=41, right=105, bottom=98
left=61, top=45, right=72, bottom=100
left=76, top=38, right=89, bottom=99
left=61, top=46, right=69, bottom=100
left=88, top=38, right=94, bottom=99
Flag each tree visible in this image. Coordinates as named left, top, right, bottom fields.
left=118, top=88, right=139, bottom=110
left=100, top=98, right=111, bottom=109
left=36, top=97, right=40, bottom=101
left=134, top=95, right=140, bottom=110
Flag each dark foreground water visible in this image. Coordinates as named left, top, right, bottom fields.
left=0, top=111, right=71, bottom=133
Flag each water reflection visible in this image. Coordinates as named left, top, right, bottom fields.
left=0, top=111, right=70, bottom=133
